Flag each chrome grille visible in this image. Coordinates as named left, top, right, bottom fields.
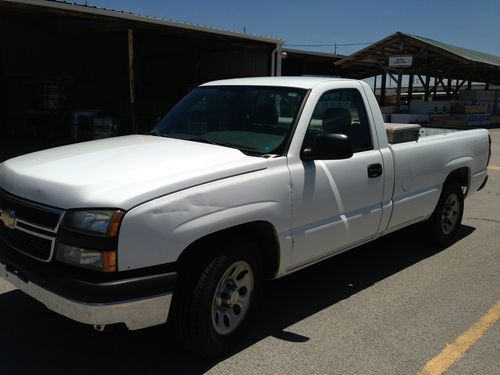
left=0, top=190, right=62, bottom=231
left=0, top=190, right=63, bottom=261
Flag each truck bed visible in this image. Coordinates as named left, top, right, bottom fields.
left=385, top=126, right=489, bottom=232
left=418, top=127, right=461, bottom=137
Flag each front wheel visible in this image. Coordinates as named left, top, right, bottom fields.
left=174, top=242, right=262, bottom=358
left=426, top=181, right=464, bottom=246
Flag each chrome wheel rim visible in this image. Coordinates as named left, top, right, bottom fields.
left=441, top=193, right=460, bottom=235
left=211, top=260, right=254, bottom=336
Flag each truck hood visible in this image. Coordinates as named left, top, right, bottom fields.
left=0, top=135, right=268, bottom=209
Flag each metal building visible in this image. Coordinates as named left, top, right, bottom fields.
left=0, top=0, right=282, bottom=160
left=334, top=32, right=500, bottom=109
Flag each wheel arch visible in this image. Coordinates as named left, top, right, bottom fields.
left=177, top=221, right=281, bottom=280
left=444, top=167, right=470, bottom=197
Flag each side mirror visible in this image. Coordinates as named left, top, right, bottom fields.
left=301, top=133, right=354, bottom=161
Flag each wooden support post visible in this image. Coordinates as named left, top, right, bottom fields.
left=454, top=79, right=465, bottom=99
left=388, top=72, right=398, bottom=85
left=408, top=74, right=414, bottom=106
left=438, top=78, right=448, bottom=92
left=396, top=72, right=402, bottom=112
left=194, top=48, right=201, bottom=84
left=375, top=61, right=398, bottom=85
left=424, top=75, right=430, bottom=101
left=418, top=75, right=429, bottom=101
left=380, top=73, right=387, bottom=106
left=433, top=77, right=439, bottom=100
left=128, top=28, right=137, bottom=134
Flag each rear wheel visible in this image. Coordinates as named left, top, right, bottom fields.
left=427, top=181, right=464, bottom=246
left=173, top=241, right=261, bottom=358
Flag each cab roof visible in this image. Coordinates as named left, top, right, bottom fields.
left=201, top=76, right=358, bottom=90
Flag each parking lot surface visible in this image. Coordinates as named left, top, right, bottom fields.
left=1, top=129, right=499, bottom=374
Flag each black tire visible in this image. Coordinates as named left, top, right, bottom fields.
left=173, top=241, right=262, bottom=358
left=426, top=181, right=464, bottom=246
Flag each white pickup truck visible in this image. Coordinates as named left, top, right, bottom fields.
left=0, top=77, right=490, bottom=357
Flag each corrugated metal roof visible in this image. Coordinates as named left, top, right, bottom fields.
left=334, top=31, right=500, bottom=83
left=407, top=33, right=500, bottom=67
left=4, top=0, right=283, bottom=45
left=283, top=48, right=345, bottom=59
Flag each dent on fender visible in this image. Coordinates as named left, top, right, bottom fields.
left=172, top=201, right=281, bottom=233
left=149, top=193, right=227, bottom=218
left=145, top=189, right=281, bottom=234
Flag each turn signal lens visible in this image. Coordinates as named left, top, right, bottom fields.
left=102, top=250, right=117, bottom=272
left=109, top=211, right=125, bottom=237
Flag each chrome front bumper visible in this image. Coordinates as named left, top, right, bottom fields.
left=0, top=263, right=172, bottom=330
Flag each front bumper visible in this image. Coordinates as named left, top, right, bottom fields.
left=0, top=240, right=177, bottom=330
left=0, top=263, right=173, bottom=330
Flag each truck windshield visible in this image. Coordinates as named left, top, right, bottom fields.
left=152, top=86, right=307, bottom=155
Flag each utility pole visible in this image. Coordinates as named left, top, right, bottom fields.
left=128, top=28, right=137, bottom=134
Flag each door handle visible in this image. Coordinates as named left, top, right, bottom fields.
left=367, top=163, right=383, bottom=178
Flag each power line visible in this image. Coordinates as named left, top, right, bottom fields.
left=285, top=42, right=373, bottom=54
left=284, top=42, right=373, bottom=47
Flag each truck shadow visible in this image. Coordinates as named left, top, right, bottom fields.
left=0, top=225, right=475, bottom=374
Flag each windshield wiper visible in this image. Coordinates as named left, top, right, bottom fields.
left=149, top=130, right=169, bottom=137
left=150, top=133, right=231, bottom=149
left=186, top=137, right=232, bottom=148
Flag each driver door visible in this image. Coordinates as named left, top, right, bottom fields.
left=289, top=88, right=385, bottom=268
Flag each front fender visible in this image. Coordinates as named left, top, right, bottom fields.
left=117, top=158, right=292, bottom=271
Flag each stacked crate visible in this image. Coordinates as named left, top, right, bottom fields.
left=458, top=90, right=496, bottom=113
left=454, top=90, right=498, bottom=127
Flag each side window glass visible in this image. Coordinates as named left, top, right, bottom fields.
left=304, top=89, right=373, bottom=152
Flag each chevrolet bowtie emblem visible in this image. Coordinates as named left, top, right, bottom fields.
left=0, top=208, right=17, bottom=229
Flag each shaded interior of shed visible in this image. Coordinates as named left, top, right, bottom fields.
left=282, top=50, right=342, bottom=77
left=0, top=3, right=274, bottom=159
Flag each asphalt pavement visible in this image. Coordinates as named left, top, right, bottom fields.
left=0, top=130, right=499, bottom=374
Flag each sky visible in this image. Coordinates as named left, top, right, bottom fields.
left=85, top=0, right=500, bottom=57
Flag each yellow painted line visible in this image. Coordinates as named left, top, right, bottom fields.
left=417, top=300, right=500, bottom=375
left=488, top=166, right=500, bottom=171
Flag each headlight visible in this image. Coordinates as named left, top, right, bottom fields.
left=56, top=209, right=124, bottom=272
left=61, top=210, right=124, bottom=237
